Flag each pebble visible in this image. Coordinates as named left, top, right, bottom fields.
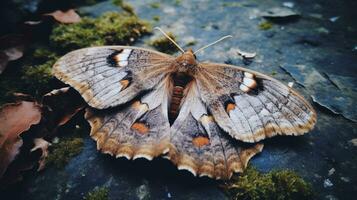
left=328, top=168, right=335, bottom=176
left=324, top=179, right=333, bottom=188
left=325, top=195, right=338, bottom=200
left=282, top=2, right=294, bottom=8
left=340, top=177, right=350, bottom=183
left=329, top=16, right=340, bottom=22
left=349, top=138, right=357, bottom=146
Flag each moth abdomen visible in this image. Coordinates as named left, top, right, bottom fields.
left=168, top=72, right=193, bottom=124
left=169, top=85, right=184, bottom=123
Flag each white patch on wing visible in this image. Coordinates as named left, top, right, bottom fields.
left=240, top=84, right=250, bottom=92
left=244, top=72, right=254, bottom=78
left=133, top=154, right=153, bottom=160
left=114, top=49, right=132, bottom=67
left=178, top=164, right=197, bottom=176
left=243, top=77, right=257, bottom=88
left=119, top=60, right=128, bottom=67
left=240, top=71, right=257, bottom=92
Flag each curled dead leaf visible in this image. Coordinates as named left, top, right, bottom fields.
left=42, top=87, right=85, bottom=128
left=0, top=101, right=42, bottom=178
left=237, top=48, right=257, bottom=59
left=44, top=9, right=81, bottom=24
left=31, top=138, right=51, bottom=171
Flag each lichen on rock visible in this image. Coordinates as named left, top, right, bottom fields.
left=85, top=187, right=109, bottom=200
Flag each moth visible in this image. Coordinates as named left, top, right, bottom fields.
left=53, top=28, right=316, bottom=179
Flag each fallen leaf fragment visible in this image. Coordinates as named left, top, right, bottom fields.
left=261, top=7, right=300, bottom=21
left=237, top=48, right=257, bottom=59
left=24, top=20, right=42, bottom=25
left=31, top=138, right=51, bottom=171
left=0, top=101, right=42, bottom=178
left=42, top=87, right=85, bottom=127
left=44, top=9, right=81, bottom=24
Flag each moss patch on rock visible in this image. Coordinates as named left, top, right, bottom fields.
left=112, top=0, right=135, bottom=15
left=149, top=32, right=178, bottom=54
left=149, top=2, right=161, bottom=9
left=85, top=187, right=109, bottom=200
left=50, top=12, right=151, bottom=52
left=259, top=21, right=273, bottom=30
left=47, top=137, right=84, bottom=168
left=223, top=167, right=314, bottom=200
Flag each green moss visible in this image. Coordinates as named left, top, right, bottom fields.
left=50, top=12, right=151, bottom=52
left=32, top=47, right=59, bottom=62
left=150, top=2, right=161, bottom=9
left=112, top=0, right=135, bottom=15
left=149, top=32, right=178, bottom=54
left=47, top=137, right=84, bottom=168
left=222, top=2, right=242, bottom=7
left=85, top=187, right=109, bottom=200
left=223, top=167, right=313, bottom=200
left=271, top=70, right=277, bottom=76
left=185, top=40, right=197, bottom=47
left=259, top=21, right=273, bottom=30
left=174, top=0, right=182, bottom=5
left=18, top=46, right=59, bottom=95
left=22, top=61, right=54, bottom=87
left=152, top=15, right=160, bottom=22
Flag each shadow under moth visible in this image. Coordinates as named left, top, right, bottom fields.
left=52, top=28, right=316, bottom=179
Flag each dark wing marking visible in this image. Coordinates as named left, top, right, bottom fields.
left=168, top=81, right=263, bottom=179
left=195, top=63, right=316, bottom=143
left=53, top=46, right=174, bottom=109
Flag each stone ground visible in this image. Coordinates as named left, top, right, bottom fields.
left=1, top=0, right=357, bottom=199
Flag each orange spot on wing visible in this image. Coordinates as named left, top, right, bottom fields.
left=131, top=122, right=149, bottom=135
left=226, top=103, right=236, bottom=113
left=192, top=136, right=210, bottom=148
left=120, top=79, right=130, bottom=90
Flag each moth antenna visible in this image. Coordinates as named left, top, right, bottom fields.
left=193, top=35, right=233, bottom=54
left=154, top=27, right=185, bottom=53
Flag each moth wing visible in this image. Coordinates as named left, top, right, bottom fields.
left=85, top=76, right=173, bottom=160
left=168, top=81, right=263, bottom=179
left=196, top=63, right=317, bottom=143
left=53, top=46, right=174, bottom=109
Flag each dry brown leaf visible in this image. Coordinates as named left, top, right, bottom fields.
left=44, top=9, right=81, bottom=24
left=31, top=138, right=50, bottom=171
left=42, top=87, right=85, bottom=128
left=0, top=101, right=42, bottom=178
left=237, top=48, right=257, bottom=59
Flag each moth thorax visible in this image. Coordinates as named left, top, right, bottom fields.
left=174, top=50, right=198, bottom=75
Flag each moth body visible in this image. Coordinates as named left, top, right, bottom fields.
left=168, top=72, right=193, bottom=124
left=173, top=49, right=198, bottom=75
